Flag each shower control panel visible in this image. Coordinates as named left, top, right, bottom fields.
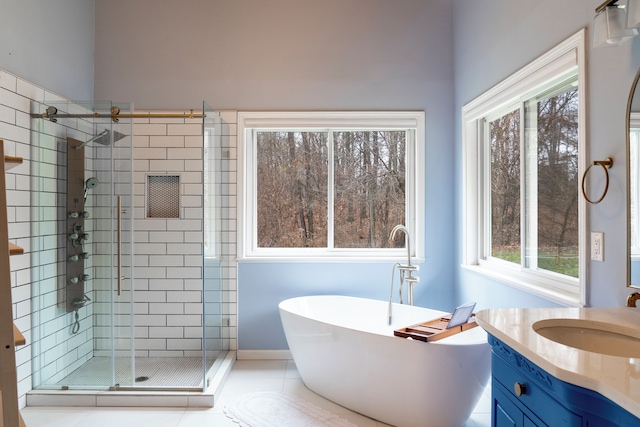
left=66, top=137, right=95, bottom=312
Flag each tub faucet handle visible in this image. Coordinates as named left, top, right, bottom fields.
left=405, top=274, right=420, bottom=283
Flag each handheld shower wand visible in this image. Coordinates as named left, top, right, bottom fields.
left=84, top=177, right=99, bottom=203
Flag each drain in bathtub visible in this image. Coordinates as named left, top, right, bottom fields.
left=135, top=376, right=149, bottom=382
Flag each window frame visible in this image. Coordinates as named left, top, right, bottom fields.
left=237, top=111, right=425, bottom=261
left=462, top=29, right=587, bottom=306
left=630, top=113, right=640, bottom=260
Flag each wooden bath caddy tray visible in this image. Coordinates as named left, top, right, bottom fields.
left=394, top=314, right=478, bottom=342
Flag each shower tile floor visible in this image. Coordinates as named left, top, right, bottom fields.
left=56, top=357, right=214, bottom=388
left=23, top=359, right=492, bottom=426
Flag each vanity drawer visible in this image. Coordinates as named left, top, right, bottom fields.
left=492, top=351, right=583, bottom=427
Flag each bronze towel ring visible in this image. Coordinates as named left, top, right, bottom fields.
left=581, top=157, right=613, bottom=204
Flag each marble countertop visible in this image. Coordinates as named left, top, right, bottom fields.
left=476, top=307, right=640, bottom=418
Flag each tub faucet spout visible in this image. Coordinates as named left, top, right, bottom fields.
left=390, top=225, right=413, bottom=269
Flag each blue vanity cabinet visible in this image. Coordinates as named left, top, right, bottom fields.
left=492, top=383, right=546, bottom=427
left=488, top=335, right=640, bottom=427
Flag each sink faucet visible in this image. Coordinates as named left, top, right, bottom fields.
left=387, top=225, right=420, bottom=324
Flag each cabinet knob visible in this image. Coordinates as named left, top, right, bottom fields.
left=514, top=382, right=527, bottom=396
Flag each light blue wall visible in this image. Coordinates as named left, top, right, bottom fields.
left=0, top=0, right=94, bottom=100
left=239, top=263, right=397, bottom=349
left=88, top=0, right=640, bottom=350
left=94, top=0, right=457, bottom=350
left=452, top=0, right=640, bottom=309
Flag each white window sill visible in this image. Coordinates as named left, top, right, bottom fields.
left=238, top=255, right=426, bottom=264
left=461, top=264, right=584, bottom=308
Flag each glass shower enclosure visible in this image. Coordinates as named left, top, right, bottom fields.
left=29, top=100, right=228, bottom=392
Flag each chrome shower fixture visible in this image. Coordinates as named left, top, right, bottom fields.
left=34, top=105, right=206, bottom=122
left=74, top=130, right=107, bottom=150
left=84, top=177, right=99, bottom=203
left=45, top=106, right=58, bottom=122
left=85, top=177, right=99, bottom=189
left=75, top=129, right=127, bottom=150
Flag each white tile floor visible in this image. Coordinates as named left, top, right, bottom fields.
left=21, top=359, right=492, bottom=427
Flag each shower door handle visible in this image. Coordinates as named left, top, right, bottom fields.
left=117, top=195, right=122, bottom=296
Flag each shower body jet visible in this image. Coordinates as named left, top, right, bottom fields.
left=67, top=137, right=90, bottom=313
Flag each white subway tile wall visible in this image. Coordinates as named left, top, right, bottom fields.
left=132, top=111, right=237, bottom=357
left=0, top=68, right=237, bottom=407
left=1, top=69, right=58, bottom=406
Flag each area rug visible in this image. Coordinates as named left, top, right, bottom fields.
left=224, top=391, right=358, bottom=427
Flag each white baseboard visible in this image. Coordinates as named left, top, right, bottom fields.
left=237, top=350, right=292, bottom=360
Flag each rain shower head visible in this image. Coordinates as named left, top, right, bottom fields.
left=75, top=129, right=128, bottom=150
left=112, top=131, right=127, bottom=143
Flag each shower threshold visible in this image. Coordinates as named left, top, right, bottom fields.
left=26, top=351, right=235, bottom=408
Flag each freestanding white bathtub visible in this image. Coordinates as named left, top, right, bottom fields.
left=279, top=295, right=490, bottom=427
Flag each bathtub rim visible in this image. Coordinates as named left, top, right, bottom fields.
left=279, top=294, right=488, bottom=346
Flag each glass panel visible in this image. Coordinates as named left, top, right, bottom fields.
left=489, top=109, right=521, bottom=264
left=30, top=100, right=134, bottom=389
left=333, top=131, right=406, bottom=248
left=526, top=87, right=579, bottom=278
left=203, top=101, right=229, bottom=389
left=256, top=131, right=328, bottom=248
left=109, top=102, right=134, bottom=387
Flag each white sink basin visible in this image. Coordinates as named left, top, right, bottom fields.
left=533, top=318, right=640, bottom=358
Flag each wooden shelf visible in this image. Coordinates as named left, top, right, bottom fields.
left=12, top=324, right=25, bottom=347
left=8, top=243, right=23, bottom=256
left=3, top=156, right=22, bottom=171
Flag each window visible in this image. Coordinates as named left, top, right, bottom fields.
left=238, top=111, right=425, bottom=260
left=462, top=29, right=586, bottom=306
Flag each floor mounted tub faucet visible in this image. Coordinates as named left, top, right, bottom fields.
left=387, top=225, right=420, bottom=324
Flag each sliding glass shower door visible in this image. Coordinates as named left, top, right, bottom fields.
left=31, top=100, right=230, bottom=393
left=108, top=102, right=135, bottom=388
left=30, top=100, right=134, bottom=390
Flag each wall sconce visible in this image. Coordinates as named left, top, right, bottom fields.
left=593, top=0, right=640, bottom=47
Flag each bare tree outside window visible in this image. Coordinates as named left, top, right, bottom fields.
left=530, top=88, right=579, bottom=278
left=488, top=87, right=579, bottom=278
left=255, top=130, right=407, bottom=249
left=257, top=131, right=328, bottom=248
left=490, top=109, right=521, bottom=264
left=334, top=131, right=406, bottom=248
